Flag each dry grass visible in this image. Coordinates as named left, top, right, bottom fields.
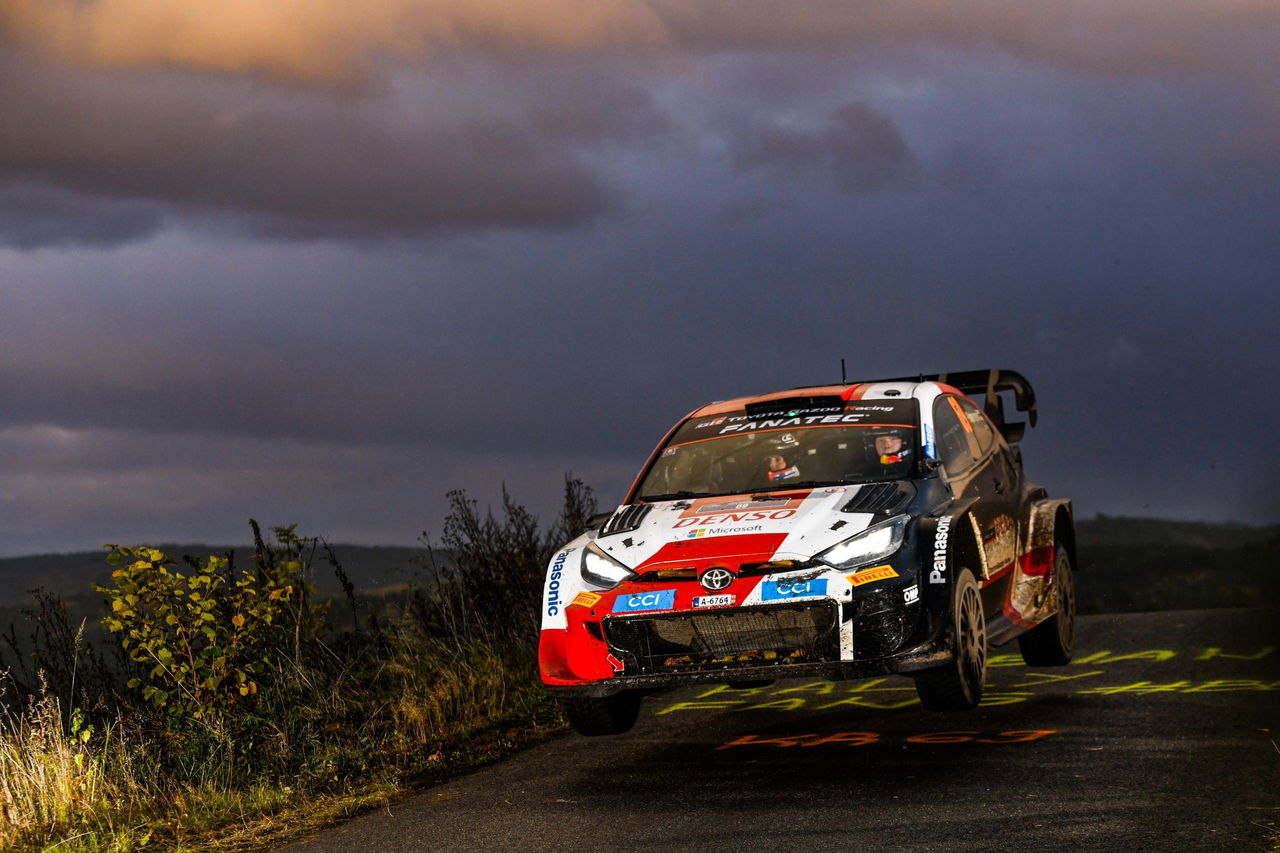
left=0, top=684, right=147, bottom=851
left=0, top=633, right=559, bottom=852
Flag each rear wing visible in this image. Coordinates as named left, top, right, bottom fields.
left=882, top=368, right=1038, bottom=443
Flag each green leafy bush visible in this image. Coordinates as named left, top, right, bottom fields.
left=96, top=524, right=328, bottom=721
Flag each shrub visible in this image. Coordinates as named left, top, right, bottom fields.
left=96, top=524, right=328, bottom=722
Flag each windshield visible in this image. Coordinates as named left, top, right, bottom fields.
left=636, top=400, right=919, bottom=500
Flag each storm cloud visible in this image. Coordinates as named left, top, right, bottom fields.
left=4, top=0, right=1277, bottom=83
left=0, top=0, right=1277, bottom=555
left=733, top=103, right=919, bottom=194
left=0, top=50, right=619, bottom=242
left=2, top=1, right=1278, bottom=246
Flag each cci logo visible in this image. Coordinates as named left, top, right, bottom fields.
left=612, top=589, right=678, bottom=614
left=761, top=579, right=828, bottom=601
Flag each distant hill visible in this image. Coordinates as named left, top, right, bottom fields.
left=0, top=517, right=1275, bottom=615
left=0, top=543, right=438, bottom=607
left=1076, top=515, right=1277, bottom=549
left=1075, top=516, right=1280, bottom=613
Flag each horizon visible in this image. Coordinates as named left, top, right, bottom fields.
left=1, top=510, right=1275, bottom=561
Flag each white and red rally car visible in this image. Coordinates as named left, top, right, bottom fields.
left=540, top=370, right=1076, bottom=735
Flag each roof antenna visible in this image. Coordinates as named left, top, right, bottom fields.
left=840, top=358, right=847, bottom=384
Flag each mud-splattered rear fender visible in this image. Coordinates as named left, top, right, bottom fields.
left=1026, top=498, right=1074, bottom=567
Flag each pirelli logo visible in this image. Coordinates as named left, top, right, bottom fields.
left=847, top=565, right=898, bottom=587
left=572, top=591, right=602, bottom=608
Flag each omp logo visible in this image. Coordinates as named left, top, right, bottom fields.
left=612, top=589, right=677, bottom=614
left=930, top=516, right=952, bottom=584
left=673, top=510, right=796, bottom=528
left=761, top=579, right=828, bottom=601
left=546, top=550, right=569, bottom=616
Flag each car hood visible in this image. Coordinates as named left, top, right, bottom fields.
left=593, top=486, right=892, bottom=573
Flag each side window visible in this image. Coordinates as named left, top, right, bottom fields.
left=955, top=396, right=996, bottom=458
left=932, top=396, right=979, bottom=477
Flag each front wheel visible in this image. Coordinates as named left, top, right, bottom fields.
left=914, top=568, right=987, bottom=711
left=1018, top=541, right=1076, bottom=666
left=559, top=691, right=642, bottom=736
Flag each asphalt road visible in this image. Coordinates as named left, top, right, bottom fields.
left=281, top=609, right=1279, bottom=852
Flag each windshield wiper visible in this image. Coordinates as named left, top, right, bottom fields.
left=753, top=478, right=874, bottom=493
left=642, top=479, right=882, bottom=503
left=638, top=490, right=707, bottom=502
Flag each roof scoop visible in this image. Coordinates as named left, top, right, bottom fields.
left=745, top=395, right=845, bottom=417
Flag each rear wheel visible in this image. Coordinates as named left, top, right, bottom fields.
left=914, top=568, right=987, bottom=711
left=1018, top=541, right=1076, bottom=666
left=559, top=691, right=642, bottom=736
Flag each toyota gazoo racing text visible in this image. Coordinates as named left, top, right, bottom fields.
left=539, top=369, right=1076, bottom=736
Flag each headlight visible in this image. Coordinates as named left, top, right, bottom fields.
left=815, top=515, right=908, bottom=570
left=581, top=542, right=635, bottom=589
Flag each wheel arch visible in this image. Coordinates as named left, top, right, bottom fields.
left=916, top=498, right=983, bottom=608
left=1027, top=498, right=1074, bottom=569
left=1055, top=503, right=1077, bottom=570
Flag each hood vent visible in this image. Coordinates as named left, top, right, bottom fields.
left=841, top=482, right=914, bottom=516
left=599, top=503, right=653, bottom=537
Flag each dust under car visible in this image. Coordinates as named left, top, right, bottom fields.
left=539, top=369, right=1076, bottom=735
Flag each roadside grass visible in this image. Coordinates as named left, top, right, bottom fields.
left=1, top=634, right=565, bottom=852
left=0, top=479, right=592, bottom=852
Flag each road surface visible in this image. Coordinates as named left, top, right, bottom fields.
left=281, top=609, right=1279, bottom=852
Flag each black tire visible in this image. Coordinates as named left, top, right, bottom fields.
left=914, top=568, right=987, bottom=711
left=1018, top=541, right=1076, bottom=666
left=559, top=691, right=642, bottom=736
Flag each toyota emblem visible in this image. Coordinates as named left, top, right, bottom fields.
left=699, top=567, right=734, bottom=592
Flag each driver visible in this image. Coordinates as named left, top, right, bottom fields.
left=766, top=453, right=799, bottom=481
left=764, top=433, right=801, bottom=481
left=872, top=430, right=911, bottom=466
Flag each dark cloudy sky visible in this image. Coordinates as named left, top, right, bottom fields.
left=2, top=0, right=1278, bottom=556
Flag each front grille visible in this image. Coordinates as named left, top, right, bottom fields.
left=604, top=603, right=840, bottom=673
left=633, top=561, right=806, bottom=582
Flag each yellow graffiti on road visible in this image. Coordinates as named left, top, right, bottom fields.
left=651, top=654, right=1280, bottom=715
left=1077, top=680, right=1280, bottom=695
left=987, top=646, right=1273, bottom=666
left=715, top=730, right=1057, bottom=750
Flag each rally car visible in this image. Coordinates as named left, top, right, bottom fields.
left=539, top=369, right=1076, bottom=735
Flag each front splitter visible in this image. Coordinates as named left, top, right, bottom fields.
left=544, top=642, right=952, bottom=698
